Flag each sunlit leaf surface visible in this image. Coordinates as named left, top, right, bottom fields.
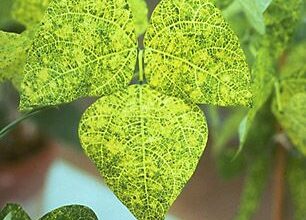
left=79, top=85, right=208, bottom=219
left=144, top=0, right=252, bottom=106
left=20, top=0, right=138, bottom=110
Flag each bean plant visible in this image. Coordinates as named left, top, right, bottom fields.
left=0, top=0, right=305, bottom=219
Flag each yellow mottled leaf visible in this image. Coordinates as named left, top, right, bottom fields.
left=144, top=0, right=252, bottom=106
left=79, top=85, right=208, bottom=219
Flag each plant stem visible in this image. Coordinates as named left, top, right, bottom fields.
left=138, top=49, right=144, bottom=83
left=274, top=81, right=283, bottom=112
left=0, top=108, right=44, bottom=139
left=272, top=143, right=287, bottom=220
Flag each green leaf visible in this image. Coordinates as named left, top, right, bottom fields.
left=287, top=156, right=306, bottom=220
left=11, top=0, right=50, bottom=28
left=281, top=41, right=306, bottom=76
left=0, top=204, right=98, bottom=220
left=0, top=31, right=29, bottom=89
left=128, top=0, right=148, bottom=36
left=0, top=0, right=13, bottom=29
left=272, top=65, right=306, bottom=154
left=234, top=152, right=270, bottom=220
left=144, top=0, right=252, bottom=106
left=274, top=93, right=306, bottom=155
left=238, top=47, right=275, bottom=153
left=79, top=85, right=208, bottom=219
left=40, top=205, right=98, bottom=220
left=237, top=0, right=272, bottom=34
left=20, top=0, right=138, bottom=111
left=0, top=204, right=30, bottom=220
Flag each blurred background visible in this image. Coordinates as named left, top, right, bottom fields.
left=1, top=0, right=305, bottom=219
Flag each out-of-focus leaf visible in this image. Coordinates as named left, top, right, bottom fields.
left=0, top=204, right=30, bottom=220
left=212, top=109, right=245, bottom=155
left=128, top=0, right=148, bottom=36
left=12, top=0, right=50, bottom=28
left=273, top=65, right=306, bottom=155
left=282, top=41, right=306, bottom=76
left=234, top=151, right=270, bottom=220
left=0, top=204, right=98, bottom=220
left=274, top=92, right=306, bottom=155
left=237, top=0, right=272, bottom=34
left=238, top=46, right=275, bottom=154
left=264, top=0, right=303, bottom=57
left=287, top=156, right=306, bottom=220
left=79, top=85, right=208, bottom=219
left=233, top=98, right=275, bottom=219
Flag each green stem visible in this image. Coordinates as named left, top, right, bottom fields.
left=0, top=108, right=44, bottom=139
left=138, top=49, right=144, bottom=83
left=274, top=81, right=283, bottom=112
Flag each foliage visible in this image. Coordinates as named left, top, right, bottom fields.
left=0, top=0, right=306, bottom=219
left=16, top=0, right=251, bottom=219
left=287, top=156, right=306, bottom=220
left=0, top=204, right=98, bottom=220
left=80, top=85, right=207, bottom=219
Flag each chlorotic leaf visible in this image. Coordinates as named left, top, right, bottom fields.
left=40, top=205, right=98, bottom=220
left=238, top=47, right=275, bottom=153
left=0, top=31, right=29, bottom=89
left=128, top=0, right=148, bottom=36
left=20, top=0, right=138, bottom=111
left=0, top=204, right=31, bottom=220
left=11, top=0, right=50, bottom=28
left=144, top=0, right=252, bottom=106
left=0, top=204, right=98, bottom=220
left=79, top=85, right=208, bottom=219
left=237, top=0, right=272, bottom=34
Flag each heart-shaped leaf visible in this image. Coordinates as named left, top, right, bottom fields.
left=79, top=85, right=208, bottom=219
left=20, top=0, right=138, bottom=110
left=40, top=205, right=98, bottom=220
left=144, top=0, right=252, bottom=106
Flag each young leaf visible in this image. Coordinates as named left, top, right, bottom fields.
left=0, top=31, right=29, bottom=89
left=79, top=85, right=208, bottom=219
left=237, top=0, right=272, bottom=34
left=11, top=0, right=50, bottom=28
left=40, top=205, right=98, bottom=220
left=20, top=0, right=138, bottom=111
left=0, top=204, right=30, bottom=220
left=128, top=0, right=148, bottom=36
left=144, top=0, right=252, bottom=106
